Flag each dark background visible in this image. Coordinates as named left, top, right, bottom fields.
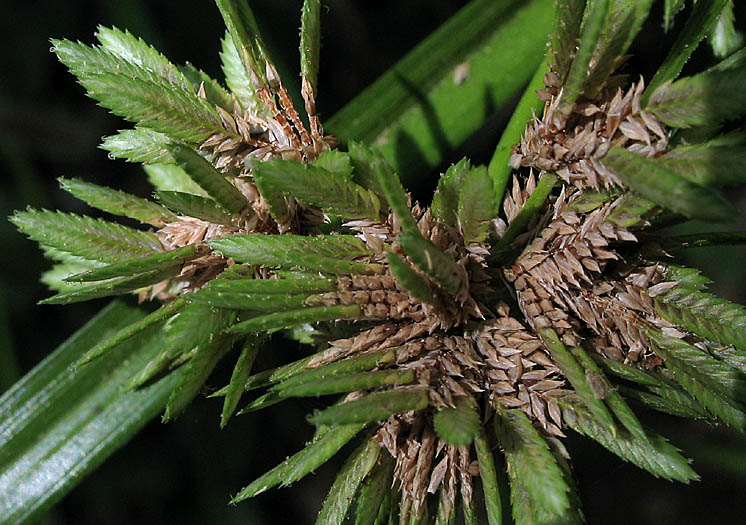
left=2, top=1, right=746, bottom=523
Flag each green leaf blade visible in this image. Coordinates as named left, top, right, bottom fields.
left=0, top=301, right=183, bottom=524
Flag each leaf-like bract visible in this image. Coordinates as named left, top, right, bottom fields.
left=220, top=334, right=263, bottom=427
left=646, top=67, right=746, bottom=128
left=355, top=454, right=394, bottom=525
left=215, top=0, right=274, bottom=87
left=64, top=244, right=204, bottom=283
left=40, top=267, right=179, bottom=305
left=226, top=305, right=363, bottom=335
left=646, top=0, right=729, bottom=97
left=560, top=398, right=698, bottom=482
left=494, top=173, right=556, bottom=249
left=281, top=370, right=415, bottom=400
left=220, top=32, right=263, bottom=113
left=399, top=232, right=464, bottom=295
left=656, top=133, right=746, bottom=187
left=52, top=40, right=234, bottom=143
left=549, top=0, right=586, bottom=84
left=167, top=144, right=246, bottom=214
left=457, top=165, right=495, bottom=244
left=252, top=159, right=380, bottom=220
left=559, top=0, right=608, bottom=113
left=431, top=158, right=472, bottom=227
left=300, top=0, right=321, bottom=97
left=231, top=422, right=365, bottom=502
left=144, top=163, right=208, bottom=195
left=582, top=0, right=655, bottom=97
left=709, top=1, right=743, bottom=58
left=100, top=128, right=172, bottom=164
left=539, top=329, right=617, bottom=434
left=386, top=253, right=434, bottom=305
left=95, top=25, right=190, bottom=86
left=59, top=177, right=176, bottom=226
left=495, top=409, right=572, bottom=523
left=602, top=147, right=734, bottom=221
left=164, top=333, right=234, bottom=421
left=77, top=298, right=187, bottom=366
left=11, top=209, right=164, bottom=264
left=473, top=430, right=502, bottom=525
left=209, top=234, right=377, bottom=275
left=654, top=265, right=746, bottom=356
left=272, top=348, right=396, bottom=393
left=127, top=303, right=237, bottom=391
left=156, top=191, right=234, bottom=225
left=432, top=396, right=480, bottom=446
left=315, top=437, right=380, bottom=525
left=648, top=330, right=746, bottom=430
left=308, top=387, right=427, bottom=425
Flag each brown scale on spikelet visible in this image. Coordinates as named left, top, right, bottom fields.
left=473, top=303, right=570, bottom=437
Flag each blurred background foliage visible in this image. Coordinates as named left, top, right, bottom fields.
left=2, top=1, right=746, bottom=523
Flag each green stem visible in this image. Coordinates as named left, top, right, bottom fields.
left=488, top=57, right=548, bottom=207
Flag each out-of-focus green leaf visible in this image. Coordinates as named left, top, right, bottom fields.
left=0, top=301, right=182, bottom=524
left=326, top=0, right=553, bottom=183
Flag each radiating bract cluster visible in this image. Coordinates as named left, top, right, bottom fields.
left=11, top=1, right=746, bottom=524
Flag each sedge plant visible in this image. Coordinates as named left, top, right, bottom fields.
left=4, top=0, right=746, bottom=523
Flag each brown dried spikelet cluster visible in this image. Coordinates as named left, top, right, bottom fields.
left=143, top=67, right=336, bottom=300
left=511, top=75, right=668, bottom=190
left=503, top=71, right=683, bottom=370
